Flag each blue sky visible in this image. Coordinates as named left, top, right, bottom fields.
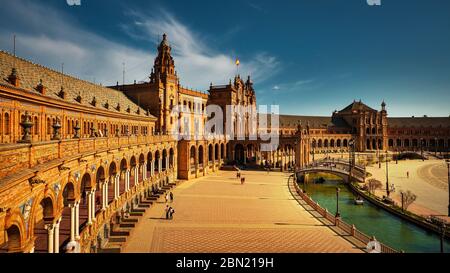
left=1, top=0, right=449, bottom=117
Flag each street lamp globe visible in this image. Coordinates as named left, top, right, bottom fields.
left=335, top=187, right=341, bottom=218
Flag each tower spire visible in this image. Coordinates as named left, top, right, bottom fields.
left=151, top=33, right=176, bottom=82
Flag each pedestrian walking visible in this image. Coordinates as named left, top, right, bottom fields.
left=165, top=205, right=170, bottom=220
left=170, top=191, right=174, bottom=203
left=406, top=171, right=409, bottom=179
left=168, top=206, right=175, bottom=219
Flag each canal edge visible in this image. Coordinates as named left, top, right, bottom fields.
left=287, top=174, right=398, bottom=253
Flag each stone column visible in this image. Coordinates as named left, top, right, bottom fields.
left=125, top=170, right=130, bottom=192
left=91, top=189, right=96, bottom=222
left=70, top=204, right=76, bottom=242
left=143, top=161, right=147, bottom=180
left=75, top=201, right=80, bottom=239
left=102, top=181, right=108, bottom=210
left=134, top=167, right=139, bottom=185
left=158, top=158, right=162, bottom=173
left=86, top=191, right=93, bottom=224
left=115, top=174, right=120, bottom=199
left=45, top=223, right=54, bottom=253
left=151, top=160, right=155, bottom=177
left=166, top=157, right=169, bottom=171
left=54, top=218, right=61, bottom=253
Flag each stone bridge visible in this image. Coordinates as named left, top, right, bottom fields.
left=296, top=159, right=367, bottom=183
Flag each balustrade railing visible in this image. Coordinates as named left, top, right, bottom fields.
left=75, top=167, right=174, bottom=252
left=291, top=179, right=398, bottom=253
left=0, top=134, right=175, bottom=180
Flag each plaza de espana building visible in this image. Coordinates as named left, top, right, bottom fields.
left=0, top=34, right=449, bottom=253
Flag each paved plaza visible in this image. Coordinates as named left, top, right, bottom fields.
left=123, top=171, right=362, bottom=253
left=367, top=159, right=449, bottom=218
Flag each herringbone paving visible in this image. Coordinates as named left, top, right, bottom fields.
left=123, top=171, right=362, bottom=253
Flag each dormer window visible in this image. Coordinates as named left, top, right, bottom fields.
left=58, top=86, right=66, bottom=99
left=36, top=79, right=45, bottom=94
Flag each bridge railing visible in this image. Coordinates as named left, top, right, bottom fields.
left=299, top=165, right=366, bottom=182
left=312, top=158, right=366, bottom=172
left=291, top=179, right=398, bottom=253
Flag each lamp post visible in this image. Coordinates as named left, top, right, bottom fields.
left=348, top=139, right=355, bottom=184
left=386, top=150, right=390, bottom=198
left=431, top=216, right=446, bottom=253
left=447, top=160, right=450, bottom=217
left=401, top=191, right=404, bottom=211
left=335, top=187, right=341, bottom=218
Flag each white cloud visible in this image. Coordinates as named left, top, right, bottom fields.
left=294, top=79, right=315, bottom=86
left=121, top=10, right=280, bottom=89
left=0, top=0, right=154, bottom=86
left=0, top=1, right=280, bottom=90
left=268, top=79, right=315, bottom=94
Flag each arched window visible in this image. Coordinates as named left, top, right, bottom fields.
left=4, top=112, right=10, bottom=135
left=389, top=139, right=394, bottom=147
left=47, top=117, right=51, bottom=135
left=34, top=116, right=39, bottom=135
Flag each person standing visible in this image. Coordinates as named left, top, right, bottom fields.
left=407, top=171, right=409, bottom=179
left=170, top=191, right=174, bottom=203
left=165, top=205, right=170, bottom=220
left=168, top=206, right=175, bottom=219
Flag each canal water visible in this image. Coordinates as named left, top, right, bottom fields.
left=301, top=174, right=450, bottom=253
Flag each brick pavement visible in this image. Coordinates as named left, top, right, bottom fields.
left=122, top=171, right=362, bottom=253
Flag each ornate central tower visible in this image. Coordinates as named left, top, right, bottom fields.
left=150, top=34, right=179, bottom=134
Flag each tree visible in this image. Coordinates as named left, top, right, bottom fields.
left=400, top=190, right=417, bottom=211
left=367, top=179, right=382, bottom=195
